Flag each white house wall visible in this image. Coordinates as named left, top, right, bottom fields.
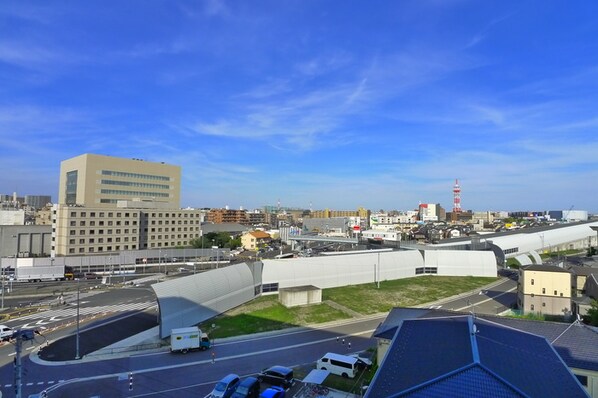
left=424, top=251, right=497, bottom=277
left=262, top=250, right=423, bottom=289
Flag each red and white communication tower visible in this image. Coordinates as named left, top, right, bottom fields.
left=453, top=179, right=462, bottom=213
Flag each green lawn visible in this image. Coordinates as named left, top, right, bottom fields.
left=323, top=275, right=498, bottom=314
left=200, top=275, right=498, bottom=338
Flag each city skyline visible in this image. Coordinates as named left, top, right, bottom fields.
left=1, top=1, right=597, bottom=212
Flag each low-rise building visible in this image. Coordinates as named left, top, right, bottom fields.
left=241, top=230, right=271, bottom=251
left=518, top=264, right=573, bottom=317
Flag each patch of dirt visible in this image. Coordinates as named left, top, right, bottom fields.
left=226, top=298, right=277, bottom=315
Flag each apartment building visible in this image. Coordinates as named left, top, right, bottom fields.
left=309, top=207, right=370, bottom=220
left=517, top=264, right=573, bottom=317
left=53, top=204, right=203, bottom=255
left=207, top=208, right=249, bottom=224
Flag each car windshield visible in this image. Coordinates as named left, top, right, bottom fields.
left=236, top=386, right=248, bottom=395
left=215, top=382, right=227, bottom=392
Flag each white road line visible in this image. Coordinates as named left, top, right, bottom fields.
left=454, top=287, right=517, bottom=311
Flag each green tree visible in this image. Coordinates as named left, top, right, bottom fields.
left=190, top=232, right=238, bottom=249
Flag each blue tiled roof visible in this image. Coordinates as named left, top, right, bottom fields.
left=401, top=365, right=524, bottom=398
left=366, top=314, right=590, bottom=398
left=378, top=307, right=598, bottom=372
left=475, top=318, right=588, bottom=397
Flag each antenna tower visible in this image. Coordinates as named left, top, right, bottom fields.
left=453, top=179, right=462, bottom=213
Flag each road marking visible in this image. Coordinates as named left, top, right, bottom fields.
left=454, top=286, right=517, bottom=312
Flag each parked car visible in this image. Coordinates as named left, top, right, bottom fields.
left=0, top=325, right=14, bottom=341
left=257, top=366, right=294, bottom=389
left=349, top=352, right=373, bottom=370
left=259, top=386, right=285, bottom=398
left=210, top=374, right=240, bottom=398
left=231, top=377, right=260, bottom=398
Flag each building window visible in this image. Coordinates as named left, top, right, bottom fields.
left=531, top=304, right=535, bottom=311
left=575, top=374, right=588, bottom=387
left=70, top=211, right=77, bottom=217
left=65, top=170, right=78, bottom=205
left=262, top=283, right=279, bottom=293
left=560, top=293, right=563, bottom=297
left=554, top=290, right=557, bottom=295
left=542, top=288, right=545, bottom=294
left=90, top=212, right=96, bottom=217
left=531, top=279, right=534, bottom=285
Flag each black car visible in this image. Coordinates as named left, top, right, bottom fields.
left=257, top=366, right=294, bottom=389
left=231, top=377, right=260, bottom=398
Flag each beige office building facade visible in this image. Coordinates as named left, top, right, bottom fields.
left=58, top=154, right=181, bottom=208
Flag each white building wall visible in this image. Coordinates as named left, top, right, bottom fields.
left=563, top=210, right=588, bottom=222
left=424, top=250, right=497, bottom=277
left=262, top=250, right=423, bottom=289
left=264, top=249, right=497, bottom=289
left=436, top=222, right=598, bottom=259
left=0, top=210, right=25, bottom=225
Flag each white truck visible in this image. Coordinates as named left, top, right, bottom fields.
left=15, top=265, right=66, bottom=282
left=170, top=326, right=211, bottom=353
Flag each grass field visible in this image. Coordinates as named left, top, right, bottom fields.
left=201, top=275, right=498, bottom=339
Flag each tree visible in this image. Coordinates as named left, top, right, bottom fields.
left=190, top=232, right=239, bottom=249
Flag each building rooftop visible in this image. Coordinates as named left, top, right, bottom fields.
left=374, top=308, right=598, bottom=373
left=522, top=264, right=572, bottom=273
left=367, top=315, right=589, bottom=398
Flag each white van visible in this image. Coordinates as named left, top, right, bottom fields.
left=0, top=325, right=14, bottom=341
left=316, top=352, right=359, bottom=378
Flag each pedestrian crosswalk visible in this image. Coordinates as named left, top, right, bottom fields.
left=15, top=301, right=157, bottom=329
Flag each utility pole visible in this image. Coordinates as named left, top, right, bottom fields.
left=75, top=278, right=80, bottom=359
left=13, top=329, right=37, bottom=398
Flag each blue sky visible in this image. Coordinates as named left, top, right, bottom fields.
left=1, top=1, right=597, bottom=213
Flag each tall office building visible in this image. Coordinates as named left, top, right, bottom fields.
left=25, top=195, right=52, bottom=209
left=53, top=154, right=201, bottom=256
left=58, top=154, right=181, bottom=208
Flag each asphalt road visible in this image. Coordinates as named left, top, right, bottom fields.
left=0, top=274, right=518, bottom=397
